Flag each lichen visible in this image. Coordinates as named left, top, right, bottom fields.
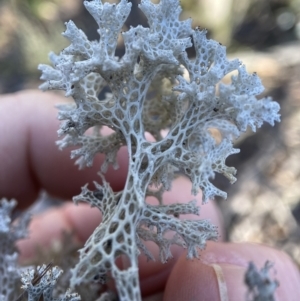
left=0, top=199, right=30, bottom=300
left=38, top=0, right=280, bottom=300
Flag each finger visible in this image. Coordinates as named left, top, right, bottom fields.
left=164, top=242, right=300, bottom=301
left=142, top=292, right=164, bottom=301
left=140, top=176, right=224, bottom=297
left=16, top=202, right=101, bottom=262
left=0, top=90, right=128, bottom=208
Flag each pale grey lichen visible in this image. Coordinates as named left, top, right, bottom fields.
left=0, top=199, right=81, bottom=301
left=245, top=261, right=279, bottom=301
left=38, top=0, right=280, bottom=300
left=0, top=199, right=30, bottom=300
left=20, top=265, right=81, bottom=301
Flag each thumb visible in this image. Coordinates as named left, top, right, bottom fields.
left=164, top=242, right=300, bottom=301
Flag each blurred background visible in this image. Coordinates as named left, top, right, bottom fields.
left=0, top=0, right=299, bottom=267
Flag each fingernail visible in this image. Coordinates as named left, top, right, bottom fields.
left=209, top=263, right=248, bottom=301
left=210, top=263, right=229, bottom=301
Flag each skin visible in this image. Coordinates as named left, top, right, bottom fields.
left=0, top=90, right=299, bottom=300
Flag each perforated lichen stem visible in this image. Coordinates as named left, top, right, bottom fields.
left=110, top=148, right=151, bottom=301
left=113, top=259, right=141, bottom=301
left=110, top=185, right=143, bottom=300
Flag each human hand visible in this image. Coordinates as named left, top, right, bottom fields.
left=1, top=90, right=299, bottom=300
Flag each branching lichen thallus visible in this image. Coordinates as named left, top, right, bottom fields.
left=38, top=0, right=280, bottom=300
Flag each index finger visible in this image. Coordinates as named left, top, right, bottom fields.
left=0, top=90, right=128, bottom=208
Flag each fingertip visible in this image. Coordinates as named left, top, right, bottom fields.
left=63, top=202, right=102, bottom=243
left=139, top=176, right=225, bottom=294
left=164, top=242, right=300, bottom=301
left=160, top=176, right=225, bottom=240
left=17, top=202, right=101, bottom=263
left=138, top=176, right=226, bottom=298
left=0, top=90, right=128, bottom=208
left=163, top=255, right=220, bottom=301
